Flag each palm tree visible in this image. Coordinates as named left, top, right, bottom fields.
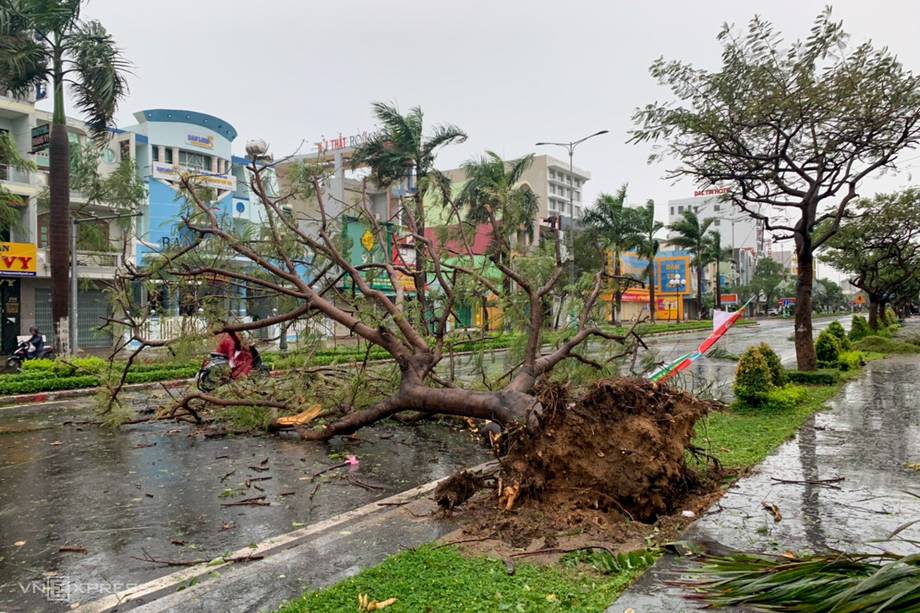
left=351, top=102, right=466, bottom=332
left=455, top=152, right=538, bottom=290
left=582, top=186, right=637, bottom=325
left=630, top=200, right=663, bottom=322
left=703, top=230, right=733, bottom=310
left=667, top=210, right=713, bottom=319
left=0, top=0, right=129, bottom=353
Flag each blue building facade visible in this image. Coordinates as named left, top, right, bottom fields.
left=117, top=109, right=243, bottom=265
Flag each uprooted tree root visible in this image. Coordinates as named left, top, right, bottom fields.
left=438, top=378, right=717, bottom=524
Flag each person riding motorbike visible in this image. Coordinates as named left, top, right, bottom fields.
left=26, top=326, right=44, bottom=359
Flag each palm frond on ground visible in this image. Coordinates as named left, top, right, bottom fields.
left=683, top=550, right=920, bottom=612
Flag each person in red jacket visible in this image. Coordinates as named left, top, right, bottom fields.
left=216, top=330, right=253, bottom=380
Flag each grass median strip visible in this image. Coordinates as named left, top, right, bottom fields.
left=277, top=545, right=642, bottom=613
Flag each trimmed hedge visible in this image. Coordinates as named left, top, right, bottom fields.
left=854, top=335, right=920, bottom=354
left=837, top=350, right=866, bottom=372
left=815, top=330, right=842, bottom=366
left=753, top=343, right=785, bottom=387
left=0, top=375, right=100, bottom=395
left=785, top=369, right=841, bottom=386
left=825, top=321, right=851, bottom=351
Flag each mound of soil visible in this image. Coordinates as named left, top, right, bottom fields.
left=498, top=378, right=715, bottom=523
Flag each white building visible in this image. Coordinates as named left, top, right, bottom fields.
left=667, top=188, right=766, bottom=285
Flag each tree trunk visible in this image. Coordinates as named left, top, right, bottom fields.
left=299, top=383, right=541, bottom=441
left=49, top=80, right=71, bottom=355
left=714, top=258, right=722, bottom=310
left=794, top=242, right=817, bottom=370
left=413, top=191, right=427, bottom=334
left=647, top=262, right=656, bottom=323
left=696, top=258, right=704, bottom=320
left=613, top=251, right=621, bottom=326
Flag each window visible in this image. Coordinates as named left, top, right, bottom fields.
left=549, top=170, right=555, bottom=180
left=574, top=191, right=580, bottom=202
left=670, top=206, right=674, bottom=216
left=549, top=184, right=555, bottom=195
left=714, top=203, right=721, bottom=211
left=179, top=150, right=209, bottom=171
left=713, top=219, right=720, bottom=226
left=678, top=205, right=684, bottom=213
left=160, top=146, right=173, bottom=164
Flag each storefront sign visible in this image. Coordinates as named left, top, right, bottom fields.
left=0, top=243, right=36, bottom=277
left=31, top=124, right=50, bottom=153
left=721, top=293, right=739, bottom=304
left=186, top=134, right=214, bottom=149
left=693, top=187, right=730, bottom=198
left=152, top=162, right=236, bottom=191
left=315, top=131, right=370, bottom=155
left=656, top=256, right=691, bottom=295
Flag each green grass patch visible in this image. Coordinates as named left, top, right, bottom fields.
left=694, top=384, right=841, bottom=470
left=279, top=545, right=642, bottom=613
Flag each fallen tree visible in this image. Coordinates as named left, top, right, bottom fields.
left=101, top=148, right=646, bottom=440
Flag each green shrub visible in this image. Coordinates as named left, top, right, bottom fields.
left=825, top=321, right=851, bottom=351
left=752, top=343, right=785, bottom=387
left=763, top=385, right=808, bottom=411
left=854, top=335, right=920, bottom=354
left=21, top=358, right=54, bottom=372
left=837, top=350, right=866, bottom=372
left=734, top=347, right=775, bottom=404
left=786, top=369, right=839, bottom=385
left=815, top=330, right=842, bottom=366
left=885, top=306, right=899, bottom=325
left=0, top=375, right=100, bottom=395
left=849, top=315, right=870, bottom=341
left=785, top=369, right=841, bottom=385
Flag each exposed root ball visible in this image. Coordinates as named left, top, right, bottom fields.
left=434, top=470, right=485, bottom=512
left=501, top=378, right=714, bottom=522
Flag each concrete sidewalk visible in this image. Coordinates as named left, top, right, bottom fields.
left=608, top=354, right=920, bottom=612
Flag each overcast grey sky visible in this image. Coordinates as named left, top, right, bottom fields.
left=52, top=0, right=920, bottom=220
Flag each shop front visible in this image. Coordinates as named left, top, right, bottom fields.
left=0, top=242, right=36, bottom=354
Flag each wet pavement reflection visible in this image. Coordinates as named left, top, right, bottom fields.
left=0, top=397, right=488, bottom=611
left=611, top=351, right=920, bottom=612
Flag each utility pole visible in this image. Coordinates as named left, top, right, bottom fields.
left=535, top=130, right=609, bottom=322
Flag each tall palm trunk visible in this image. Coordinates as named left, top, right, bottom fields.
left=49, top=57, right=71, bottom=354
left=647, top=261, right=656, bottom=322
left=695, top=258, right=704, bottom=320
left=613, top=250, right=622, bottom=325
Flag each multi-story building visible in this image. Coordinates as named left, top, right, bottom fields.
left=667, top=188, right=765, bottom=286
left=0, top=89, right=128, bottom=352
left=444, top=153, right=591, bottom=230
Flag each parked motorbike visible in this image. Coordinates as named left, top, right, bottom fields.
left=6, top=340, right=55, bottom=371
left=196, top=344, right=268, bottom=392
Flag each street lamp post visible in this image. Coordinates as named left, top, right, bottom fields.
left=535, top=130, right=608, bottom=319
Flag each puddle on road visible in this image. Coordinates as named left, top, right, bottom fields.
left=0, top=400, right=488, bottom=611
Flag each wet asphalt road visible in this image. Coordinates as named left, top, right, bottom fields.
left=0, top=316, right=844, bottom=611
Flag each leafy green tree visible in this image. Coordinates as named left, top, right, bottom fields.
left=821, top=190, right=920, bottom=329
left=666, top=209, right=712, bottom=318
left=351, top=102, right=467, bottom=332
left=813, top=278, right=846, bottom=313
left=703, top=230, right=732, bottom=310
left=582, top=186, right=638, bottom=324
left=0, top=0, right=130, bottom=353
left=455, top=152, right=538, bottom=296
left=632, top=8, right=920, bottom=369
left=629, top=200, right=663, bottom=321
left=750, top=258, right=785, bottom=313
